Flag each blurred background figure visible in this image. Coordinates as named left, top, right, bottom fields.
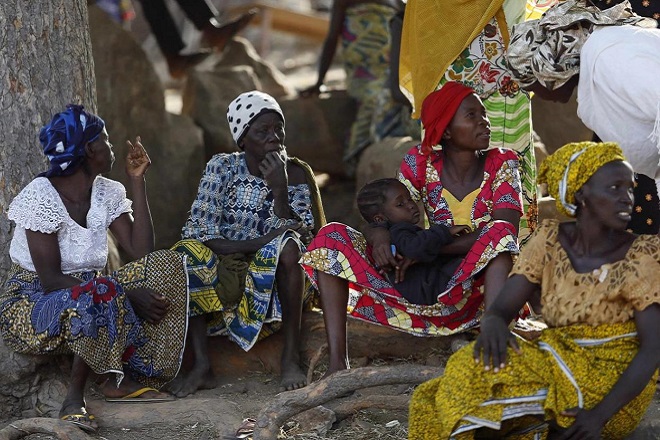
left=135, top=0, right=257, bottom=79
left=300, top=0, right=418, bottom=176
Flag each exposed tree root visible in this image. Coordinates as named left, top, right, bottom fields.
left=253, top=364, right=443, bottom=440
left=0, top=418, right=92, bottom=440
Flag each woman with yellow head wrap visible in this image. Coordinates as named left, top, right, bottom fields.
left=409, top=141, right=659, bottom=439
left=539, top=141, right=626, bottom=217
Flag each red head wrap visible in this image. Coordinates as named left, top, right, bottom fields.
left=420, top=82, right=476, bottom=155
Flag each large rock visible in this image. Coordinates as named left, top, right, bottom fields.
left=182, top=66, right=261, bottom=159
left=213, top=37, right=294, bottom=99
left=355, top=136, right=418, bottom=192
left=280, top=91, right=356, bottom=176
left=89, top=6, right=205, bottom=249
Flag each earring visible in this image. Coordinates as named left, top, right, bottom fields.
left=581, top=200, right=586, bottom=207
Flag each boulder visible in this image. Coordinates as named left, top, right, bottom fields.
left=89, top=6, right=205, bottom=249
left=213, top=37, right=294, bottom=99
left=355, top=137, right=418, bottom=192
left=280, top=91, right=357, bottom=176
left=182, top=66, right=261, bottom=159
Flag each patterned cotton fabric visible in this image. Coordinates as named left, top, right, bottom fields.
left=342, top=3, right=404, bottom=164
left=301, top=147, right=522, bottom=336
left=0, top=250, right=189, bottom=390
left=181, top=153, right=314, bottom=242
left=409, top=322, right=657, bottom=439
left=409, top=220, right=660, bottom=439
left=434, top=12, right=537, bottom=242
left=179, top=152, right=320, bottom=350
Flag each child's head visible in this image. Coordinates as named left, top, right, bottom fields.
left=356, top=178, right=420, bottom=225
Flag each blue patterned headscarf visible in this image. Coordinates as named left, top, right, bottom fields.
left=38, top=104, right=105, bottom=177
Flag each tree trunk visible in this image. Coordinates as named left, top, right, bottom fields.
left=0, top=0, right=96, bottom=419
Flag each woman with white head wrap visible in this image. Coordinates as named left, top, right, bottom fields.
left=174, top=91, right=325, bottom=395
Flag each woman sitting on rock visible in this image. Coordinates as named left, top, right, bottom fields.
left=409, top=142, right=660, bottom=439
left=0, top=105, right=190, bottom=432
left=172, top=91, right=325, bottom=396
left=301, top=81, right=525, bottom=376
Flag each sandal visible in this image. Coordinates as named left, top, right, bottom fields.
left=235, top=418, right=256, bottom=439
left=60, top=412, right=97, bottom=433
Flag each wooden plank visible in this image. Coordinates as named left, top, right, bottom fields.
left=228, top=1, right=330, bottom=42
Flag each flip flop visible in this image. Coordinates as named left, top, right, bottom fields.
left=235, top=418, right=256, bottom=439
left=105, top=386, right=176, bottom=403
left=60, top=413, right=97, bottom=433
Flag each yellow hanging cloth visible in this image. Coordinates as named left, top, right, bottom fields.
left=399, top=0, right=506, bottom=118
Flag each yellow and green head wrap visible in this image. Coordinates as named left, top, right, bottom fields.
left=538, top=141, right=626, bottom=217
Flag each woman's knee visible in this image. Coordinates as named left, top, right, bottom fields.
left=278, top=240, right=303, bottom=270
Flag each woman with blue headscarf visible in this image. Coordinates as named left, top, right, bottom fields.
left=0, top=105, right=189, bottom=432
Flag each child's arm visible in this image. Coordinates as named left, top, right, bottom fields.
left=390, top=223, right=454, bottom=262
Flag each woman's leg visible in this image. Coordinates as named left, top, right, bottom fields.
left=168, top=315, right=216, bottom=398
left=60, top=355, right=97, bottom=430
left=276, top=240, right=307, bottom=391
left=317, top=271, right=350, bottom=376
left=482, top=253, right=513, bottom=309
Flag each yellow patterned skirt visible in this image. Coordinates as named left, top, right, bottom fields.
left=409, top=322, right=657, bottom=439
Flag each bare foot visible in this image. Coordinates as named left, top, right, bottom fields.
left=202, top=9, right=258, bottom=52
left=168, top=367, right=217, bottom=398
left=280, top=362, right=307, bottom=392
left=59, top=400, right=98, bottom=432
left=101, top=375, right=172, bottom=400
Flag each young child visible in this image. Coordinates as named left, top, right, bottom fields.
left=356, top=178, right=469, bottom=305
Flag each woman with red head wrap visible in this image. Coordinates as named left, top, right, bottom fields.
left=301, top=83, right=526, bottom=376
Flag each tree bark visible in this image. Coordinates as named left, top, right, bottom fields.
left=0, top=0, right=97, bottom=418
left=0, top=0, right=97, bottom=280
left=253, top=365, right=444, bottom=440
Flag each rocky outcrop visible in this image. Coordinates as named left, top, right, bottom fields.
left=89, top=6, right=205, bottom=249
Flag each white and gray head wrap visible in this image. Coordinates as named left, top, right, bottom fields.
left=226, top=90, right=284, bottom=146
left=507, top=0, right=656, bottom=90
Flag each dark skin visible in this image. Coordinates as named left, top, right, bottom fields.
left=299, top=0, right=405, bottom=97
left=524, top=75, right=579, bottom=104
left=319, top=94, right=521, bottom=375
left=27, top=130, right=170, bottom=430
left=169, top=111, right=312, bottom=397
left=474, top=161, right=660, bottom=439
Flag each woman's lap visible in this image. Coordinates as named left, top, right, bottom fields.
left=408, top=322, right=656, bottom=439
left=175, top=232, right=312, bottom=351
left=0, top=249, right=188, bottom=389
left=301, top=222, right=519, bottom=336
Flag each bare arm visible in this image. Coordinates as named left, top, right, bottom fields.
left=558, top=304, right=660, bottom=439
left=204, top=222, right=303, bottom=256
left=436, top=208, right=521, bottom=255
left=109, top=137, right=154, bottom=260
left=26, top=230, right=83, bottom=292
left=299, top=0, right=348, bottom=96
left=473, top=274, right=538, bottom=370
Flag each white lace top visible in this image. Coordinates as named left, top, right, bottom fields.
left=7, top=176, right=132, bottom=273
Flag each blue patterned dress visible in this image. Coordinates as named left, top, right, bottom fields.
left=178, top=152, right=314, bottom=351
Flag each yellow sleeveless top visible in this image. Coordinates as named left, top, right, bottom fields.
left=444, top=187, right=480, bottom=230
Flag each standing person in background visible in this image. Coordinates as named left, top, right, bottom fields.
left=506, top=0, right=660, bottom=234
left=136, top=0, right=256, bottom=79
left=172, top=91, right=326, bottom=396
left=399, top=0, right=537, bottom=243
left=300, top=0, right=416, bottom=175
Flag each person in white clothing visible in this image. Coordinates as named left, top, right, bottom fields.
left=506, top=0, right=660, bottom=208
left=0, top=105, right=190, bottom=432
